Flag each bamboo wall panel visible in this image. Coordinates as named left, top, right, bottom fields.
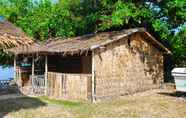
left=47, top=72, right=92, bottom=101
left=94, top=33, right=164, bottom=99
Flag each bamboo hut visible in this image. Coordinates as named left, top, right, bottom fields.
left=8, top=28, right=171, bottom=101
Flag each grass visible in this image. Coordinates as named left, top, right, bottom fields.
left=0, top=89, right=186, bottom=118
left=39, top=96, right=83, bottom=107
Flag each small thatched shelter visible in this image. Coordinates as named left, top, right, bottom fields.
left=8, top=28, right=171, bottom=102
left=0, top=17, right=33, bottom=85
left=0, top=19, right=33, bottom=49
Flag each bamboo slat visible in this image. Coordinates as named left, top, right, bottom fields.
left=47, top=72, right=92, bottom=101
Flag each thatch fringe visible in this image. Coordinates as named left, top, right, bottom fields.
left=7, top=28, right=171, bottom=55
left=0, top=20, right=33, bottom=49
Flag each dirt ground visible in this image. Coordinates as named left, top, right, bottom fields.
left=0, top=89, right=186, bottom=118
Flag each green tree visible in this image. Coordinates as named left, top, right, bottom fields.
left=0, top=0, right=185, bottom=66
left=171, top=26, right=186, bottom=66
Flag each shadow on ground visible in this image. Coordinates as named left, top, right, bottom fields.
left=0, top=81, right=47, bottom=118
left=0, top=97, right=46, bottom=118
left=158, top=91, right=186, bottom=98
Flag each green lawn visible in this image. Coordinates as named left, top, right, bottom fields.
left=0, top=89, right=186, bottom=118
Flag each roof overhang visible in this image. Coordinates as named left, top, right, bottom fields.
left=7, top=28, right=171, bottom=55
left=90, top=28, right=171, bottom=54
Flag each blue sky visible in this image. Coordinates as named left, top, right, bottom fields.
left=0, top=66, right=13, bottom=80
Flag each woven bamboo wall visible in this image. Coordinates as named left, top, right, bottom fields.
left=47, top=72, right=92, bottom=101
left=93, top=33, right=164, bottom=99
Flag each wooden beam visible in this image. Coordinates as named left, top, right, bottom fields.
left=32, top=56, right=35, bottom=82
left=85, top=50, right=89, bottom=56
left=17, top=66, right=21, bottom=87
left=45, top=55, right=48, bottom=95
left=71, top=51, right=74, bottom=56
left=80, top=49, right=84, bottom=55
left=91, top=50, right=96, bottom=103
left=13, top=56, right=16, bottom=80
left=63, top=52, right=67, bottom=56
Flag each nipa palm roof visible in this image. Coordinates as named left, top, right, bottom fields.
left=0, top=19, right=33, bottom=49
left=7, top=28, right=171, bottom=55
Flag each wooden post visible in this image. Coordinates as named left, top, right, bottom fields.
left=31, top=56, right=36, bottom=95
left=14, top=56, right=16, bottom=80
left=91, top=50, right=96, bottom=103
left=31, top=56, right=35, bottom=86
left=14, top=56, right=21, bottom=87
left=60, top=75, right=62, bottom=97
left=45, top=55, right=48, bottom=95
left=18, top=65, right=21, bottom=87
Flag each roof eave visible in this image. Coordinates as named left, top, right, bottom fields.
left=143, top=31, right=172, bottom=55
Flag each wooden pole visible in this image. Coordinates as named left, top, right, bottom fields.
left=32, top=56, right=35, bottom=83
left=91, top=50, right=96, bottom=103
left=45, top=55, right=48, bottom=95
left=14, top=56, right=16, bottom=80
left=14, top=56, right=20, bottom=87
left=32, top=56, right=35, bottom=77
left=15, top=57, right=21, bottom=87
left=19, top=67, right=21, bottom=86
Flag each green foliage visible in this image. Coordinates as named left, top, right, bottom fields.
left=16, top=0, right=77, bottom=40
left=0, top=0, right=185, bottom=66
left=171, top=26, right=186, bottom=66
left=39, top=96, right=82, bottom=107
left=162, top=0, right=186, bottom=27
left=152, top=19, right=171, bottom=40
left=0, top=50, right=13, bottom=67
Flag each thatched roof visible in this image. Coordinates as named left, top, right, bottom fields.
left=8, top=28, right=171, bottom=55
left=0, top=20, right=33, bottom=49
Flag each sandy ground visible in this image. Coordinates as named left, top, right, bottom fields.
left=0, top=88, right=186, bottom=118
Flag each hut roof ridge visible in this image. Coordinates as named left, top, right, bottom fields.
left=7, top=28, right=171, bottom=55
